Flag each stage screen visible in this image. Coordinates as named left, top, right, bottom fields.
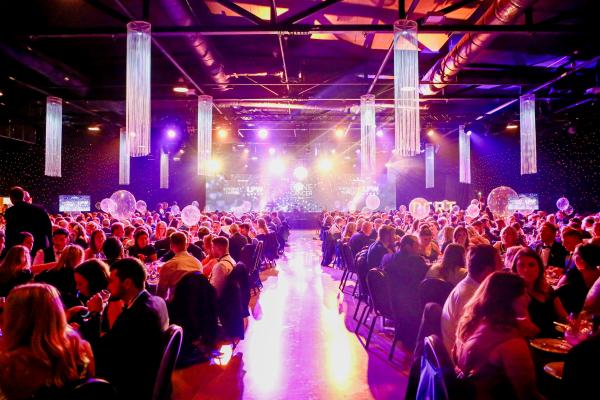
left=206, top=174, right=396, bottom=212
left=507, top=193, right=539, bottom=213
left=59, top=195, right=91, bottom=212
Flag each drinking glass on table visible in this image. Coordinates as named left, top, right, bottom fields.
left=565, top=314, right=593, bottom=346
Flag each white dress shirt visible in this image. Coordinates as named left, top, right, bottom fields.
left=441, top=275, right=480, bottom=355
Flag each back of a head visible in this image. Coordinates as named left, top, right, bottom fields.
left=576, top=243, right=600, bottom=270
left=229, top=223, right=239, bottom=235
left=442, top=243, right=466, bottom=270
left=57, top=245, right=84, bottom=270
left=75, top=259, right=110, bottom=295
left=111, top=258, right=146, bottom=289
left=9, top=186, right=25, bottom=204
left=378, top=225, right=395, bottom=243
left=102, top=237, right=123, bottom=261
left=170, top=231, right=188, bottom=251
left=399, top=234, right=419, bottom=253
left=467, top=244, right=499, bottom=280
left=0, top=245, right=29, bottom=276
left=212, top=236, right=229, bottom=252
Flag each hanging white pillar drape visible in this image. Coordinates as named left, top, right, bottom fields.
left=360, top=94, right=376, bottom=179
left=520, top=94, right=537, bottom=175
left=393, top=19, right=420, bottom=157
left=126, top=21, right=151, bottom=157
left=119, top=127, right=130, bottom=185
left=459, top=125, right=471, bottom=184
left=425, top=143, right=434, bottom=188
left=45, top=96, right=62, bottom=177
left=160, top=150, right=169, bottom=189
left=197, top=95, right=213, bottom=176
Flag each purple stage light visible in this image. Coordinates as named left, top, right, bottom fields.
left=166, top=129, right=177, bottom=139
left=258, top=128, right=269, bottom=139
left=376, top=129, right=384, bottom=137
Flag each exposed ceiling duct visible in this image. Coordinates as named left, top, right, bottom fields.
left=420, top=0, right=539, bottom=95
left=158, top=0, right=229, bottom=91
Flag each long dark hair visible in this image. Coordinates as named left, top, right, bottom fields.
left=457, top=272, right=526, bottom=341
left=437, top=243, right=465, bottom=281
left=74, top=259, right=109, bottom=296
left=511, top=247, right=548, bottom=296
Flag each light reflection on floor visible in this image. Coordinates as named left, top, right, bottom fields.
left=172, top=230, right=407, bottom=400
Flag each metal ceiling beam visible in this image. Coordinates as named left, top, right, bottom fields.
left=280, top=0, right=345, bottom=25
left=212, top=0, right=268, bottom=25
left=25, top=23, right=592, bottom=38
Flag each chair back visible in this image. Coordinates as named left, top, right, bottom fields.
left=419, top=278, right=453, bottom=308
left=366, top=268, right=394, bottom=319
left=168, top=272, right=218, bottom=348
left=263, top=232, right=280, bottom=260
left=230, top=262, right=251, bottom=318
left=218, top=268, right=245, bottom=340
left=341, top=243, right=355, bottom=272
left=68, top=378, right=117, bottom=400
left=416, top=335, right=452, bottom=400
left=152, top=324, right=183, bottom=400
left=253, top=240, right=264, bottom=270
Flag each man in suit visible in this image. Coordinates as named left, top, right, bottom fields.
left=561, top=227, right=584, bottom=271
left=348, top=221, right=373, bottom=256
left=228, top=223, right=248, bottom=262
left=3, top=186, right=52, bottom=256
left=32, top=228, right=69, bottom=265
left=530, top=222, right=568, bottom=268
left=87, top=258, right=169, bottom=400
left=382, top=235, right=429, bottom=349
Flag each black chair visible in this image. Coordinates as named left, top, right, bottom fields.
left=419, top=278, right=453, bottom=308
left=67, top=378, right=117, bottom=400
left=231, top=262, right=251, bottom=318
left=218, top=268, right=246, bottom=341
left=339, top=243, right=356, bottom=291
left=415, top=335, right=453, bottom=400
left=253, top=240, right=264, bottom=272
left=406, top=303, right=443, bottom=400
left=152, top=324, right=183, bottom=400
left=360, top=269, right=396, bottom=358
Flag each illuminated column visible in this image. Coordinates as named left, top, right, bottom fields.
left=45, top=96, right=62, bottom=177
left=160, top=150, right=169, bottom=189
left=520, top=94, right=537, bottom=174
left=197, top=95, right=213, bottom=176
left=459, top=125, right=471, bottom=183
left=393, top=19, right=420, bottom=157
left=119, top=128, right=130, bottom=185
left=126, top=21, right=151, bottom=156
left=360, top=94, right=376, bottom=179
left=425, top=143, right=434, bottom=188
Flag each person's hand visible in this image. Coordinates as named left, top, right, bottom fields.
left=87, top=294, right=104, bottom=314
left=65, top=306, right=88, bottom=320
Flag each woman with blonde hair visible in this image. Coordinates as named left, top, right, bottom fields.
left=0, top=245, right=32, bottom=297
left=0, top=283, right=94, bottom=399
left=35, top=245, right=84, bottom=301
left=341, top=222, right=357, bottom=244
left=153, top=220, right=168, bottom=241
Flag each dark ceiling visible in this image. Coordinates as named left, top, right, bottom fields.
left=0, top=0, right=597, bottom=150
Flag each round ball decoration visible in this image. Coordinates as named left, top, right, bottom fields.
left=409, top=197, right=430, bottom=220
left=565, top=205, right=574, bottom=216
left=100, top=198, right=117, bottom=214
left=556, top=197, right=570, bottom=211
left=171, top=205, right=180, bottom=215
left=135, top=200, right=147, bottom=214
left=191, top=200, right=200, bottom=209
left=466, top=204, right=480, bottom=219
left=181, top=205, right=201, bottom=226
left=109, top=190, right=136, bottom=220
left=486, top=186, right=518, bottom=219
left=365, top=194, right=381, bottom=210
left=471, top=199, right=480, bottom=206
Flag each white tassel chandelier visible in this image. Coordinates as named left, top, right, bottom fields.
left=459, top=125, right=471, bottom=184
left=360, top=94, right=376, bottom=179
left=119, top=127, right=130, bottom=185
left=425, top=143, right=434, bottom=188
left=126, top=21, right=151, bottom=157
left=520, top=94, right=537, bottom=175
left=197, top=95, right=213, bottom=176
left=393, top=19, right=420, bottom=157
left=160, top=150, right=169, bottom=189
left=45, top=96, right=62, bottom=177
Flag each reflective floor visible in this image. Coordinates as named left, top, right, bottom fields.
left=173, top=230, right=408, bottom=400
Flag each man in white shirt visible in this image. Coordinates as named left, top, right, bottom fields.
left=157, top=232, right=202, bottom=301
left=441, top=244, right=502, bottom=354
left=209, top=236, right=236, bottom=298
left=32, top=228, right=69, bottom=265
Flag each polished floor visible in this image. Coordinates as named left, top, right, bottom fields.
left=172, top=230, right=408, bottom=400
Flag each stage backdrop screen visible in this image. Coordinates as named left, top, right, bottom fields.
left=59, top=195, right=91, bottom=212
left=206, top=174, right=396, bottom=212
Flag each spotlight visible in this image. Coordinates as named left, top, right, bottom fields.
left=506, top=123, right=518, bottom=130
left=317, top=158, right=333, bottom=172
left=293, top=166, right=308, bottom=181
left=243, top=148, right=250, bottom=154
left=268, top=158, right=286, bottom=173
left=173, top=85, right=189, bottom=94
left=376, top=129, right=384, bottom=137
left=268, top=147, right=276, bottom=156
left=166, top=129, right=177, bottom=139
left=217, top=128, right=228, bottom=138
left=0, top=91, right=3, bottom=97
left=427, top=129, right=435, bottom=137
left=466, top=130, right=472, bottom=136
left=335, top=128, right=345, bottom=138
left=258, top=128, right=269, bottom=139
left=179, top=149, right=185, bottom=154
left=207, top=159, right=222, bottom=174
left=87, top=125, right=101, bottom=132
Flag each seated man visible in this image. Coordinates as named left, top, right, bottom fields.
left=209, top=237, right=236, bottom=298
left=530, top=222, right=568, bottom=268
left=87, top=258, right=169, bottom=400
left=228, top=223, right=248, bottom=262
left=157, top=232, right=203, bottom=301
left=348, top=221, right=374, bottom=256
left=32, top=228, right=69, bottom=266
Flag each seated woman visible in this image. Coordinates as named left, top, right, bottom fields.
left=0, top=283, right=95, bottom=399
left=439, top=226, right=455, bottom=253
left=418, top=225, right=441, bottom=263
left=425, top=243, right=467, bottom=286
left=0, top=245, right=33, bottom=297
left=84, top=229, right=106, bottom=260
left=35, top=245, right=84, bottom=304
left=74, top=259, right=110, bottom=304
left=455, top=272, right=543, bottom=400
left=493, top=226, right=519, bottom=258
left=556, top=243, right=600, bottom=314
left=511, top=248, right=567, bottom=337
left=127, top=228, right=157, bottom=264
left=69, top=222, right=89, bottom=250
left=453, top=226, right=470, bottom=252
left=341, top=222, right=356, bottom=244
left=152, top=221, right=167, bottom=242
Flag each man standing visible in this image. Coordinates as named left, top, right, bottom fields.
left=87, top=258, right=169, bottom=400
left=3, top=186, right=52, bottom=256
left=157, top=232, right=203, bottom=301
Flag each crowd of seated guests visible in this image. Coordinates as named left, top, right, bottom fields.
left=0, top=186, right=290, bottom=399
left=319, top=201, right=600, bottom=398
